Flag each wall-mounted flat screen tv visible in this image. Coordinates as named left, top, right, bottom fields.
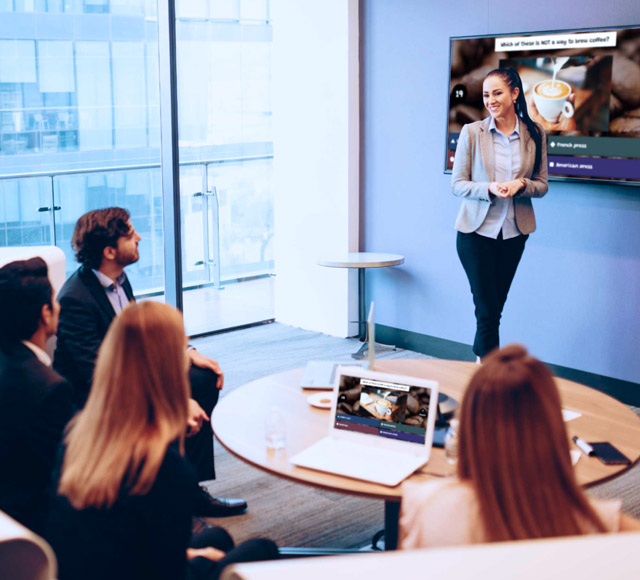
left=445, top=26, right=640, bottom=186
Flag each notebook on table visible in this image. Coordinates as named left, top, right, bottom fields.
left=290, top=366, right=439, bottom=487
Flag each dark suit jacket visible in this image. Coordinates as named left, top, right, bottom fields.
left=53, top=266, right=134, bottom=406
left=0, top=342, right=75, bottom=534
left=53, top=266, right=218, bottom=481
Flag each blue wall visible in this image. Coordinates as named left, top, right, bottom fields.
left=362, top=0, right=640, bottom=384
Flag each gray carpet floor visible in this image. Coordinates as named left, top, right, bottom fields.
left=192, top=322, right=640, bottom=548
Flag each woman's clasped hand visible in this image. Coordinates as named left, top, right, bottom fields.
left=488, top=180, right=524, bottom=198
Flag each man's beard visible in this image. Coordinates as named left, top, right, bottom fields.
left=116, top=250, right=139, bottom=267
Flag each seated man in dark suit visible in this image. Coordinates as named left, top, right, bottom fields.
left=53, top=207, right=246, bottom=517
left=0, top=258, right=75, bottom=534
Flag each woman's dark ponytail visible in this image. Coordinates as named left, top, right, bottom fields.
left=487, top=68, right=543, bottom=177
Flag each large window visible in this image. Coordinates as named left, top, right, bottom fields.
left=0, top=0, right=274, bottom=333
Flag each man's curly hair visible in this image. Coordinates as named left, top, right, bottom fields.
left=72, top=207, right=131, bottom=270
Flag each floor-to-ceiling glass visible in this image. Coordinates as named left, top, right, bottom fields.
left=0, top=0, right=275, bottom=335
left=0, top=1, right=164, bottom=296
left=175, top=0, right=274, bottom=335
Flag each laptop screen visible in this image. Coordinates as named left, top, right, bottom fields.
left=334, top=372, right=433, bottom=445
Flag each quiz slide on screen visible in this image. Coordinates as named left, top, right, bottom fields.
left=446, top=28, right=640, bottom=184
left=333, top=374, right=431, bottom=445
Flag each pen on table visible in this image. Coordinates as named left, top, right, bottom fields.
left=572, top=436, right=594, bottom=456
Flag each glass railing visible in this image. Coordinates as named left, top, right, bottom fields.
left=0, top=154, right=274, bottom=296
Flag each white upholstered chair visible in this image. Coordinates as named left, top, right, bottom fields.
left=0, top=511, right=57, bottom=580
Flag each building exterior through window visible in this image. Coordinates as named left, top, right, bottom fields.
left=0, top=0, right=274, bottom=334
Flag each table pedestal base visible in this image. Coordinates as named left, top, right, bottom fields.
left=383, top=501, right=400, bottom=550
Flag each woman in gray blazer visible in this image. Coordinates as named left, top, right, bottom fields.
left=452, top=67, right=548, bottom=360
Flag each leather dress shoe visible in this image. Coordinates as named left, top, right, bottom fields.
left=196, top=486, right=248, bottom=518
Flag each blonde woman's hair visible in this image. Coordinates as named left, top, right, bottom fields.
left=58, top=301, right=190, bottom=509
left=457, top=344, right=606, bottom=541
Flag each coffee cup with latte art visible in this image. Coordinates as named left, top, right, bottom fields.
left=375, top=398, right=392, bottom=417
left=533, top=80, right=574, bottom=123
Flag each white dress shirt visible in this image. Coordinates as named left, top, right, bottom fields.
left=92, top=269, right=130, bottom=315
left=22, top=340, right=52, bottom=366
left=476, top=116, right=522, bottom=240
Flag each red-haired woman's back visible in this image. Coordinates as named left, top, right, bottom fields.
left=400, top=345, right=639, bottom=549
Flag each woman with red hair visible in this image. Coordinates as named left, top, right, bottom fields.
left=400, top=345, right=639, bottom=548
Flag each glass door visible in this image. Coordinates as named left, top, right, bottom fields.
left=175, top=0, right=275, bottom=335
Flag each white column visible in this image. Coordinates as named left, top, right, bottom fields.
left=272, top=0, right=360, bottom=337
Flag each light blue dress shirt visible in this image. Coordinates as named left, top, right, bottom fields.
left=92, top=270, right=130, bottom=315
left=476, top=117, right=522, bottom=240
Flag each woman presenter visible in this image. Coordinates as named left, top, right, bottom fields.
left=452, top=67, right=548, bottom=360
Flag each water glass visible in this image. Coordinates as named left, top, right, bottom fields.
left=264, top=407, right=286, bottom=451
left=444, top=418, right=459, bottom=475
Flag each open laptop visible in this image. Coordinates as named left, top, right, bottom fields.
left=290, top=365, right=439, bottom=486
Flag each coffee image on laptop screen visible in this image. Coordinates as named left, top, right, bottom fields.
left=335, top=374, right=431, bottom=444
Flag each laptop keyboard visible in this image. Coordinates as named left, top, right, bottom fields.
left=291, top=437, right=425, bottom=486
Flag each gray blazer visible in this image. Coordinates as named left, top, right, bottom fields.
left=451, top=117, right=548, bottom=234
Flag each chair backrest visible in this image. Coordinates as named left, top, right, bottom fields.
left=220, top=531, right=640, bottom=580
left=0, top=511, right=57, bottom=580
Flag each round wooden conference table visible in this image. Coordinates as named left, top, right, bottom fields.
left=212, top=359, right=640, bottom=549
